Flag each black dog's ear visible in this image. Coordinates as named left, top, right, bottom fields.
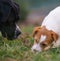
left=11, top=2, right=20, bottom=21
left=0, top=0, right=20, bottom=23
left=0, top=0, right=11, bottom=22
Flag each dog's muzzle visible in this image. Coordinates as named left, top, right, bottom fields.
left=14, top=25, right=21, bottom=39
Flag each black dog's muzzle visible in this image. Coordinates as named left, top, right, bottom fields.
left=14, top=25, right=22, bottom=39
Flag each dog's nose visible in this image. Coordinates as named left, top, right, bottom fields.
left=31, top=44, right=42, bottom=52
left=33, top=49, right=39, bottom=52
left=32, top=48, right=42, bottom=52
left=14, top=30, right=22, bottom=39
left=16, top=30, right=21, bottom=36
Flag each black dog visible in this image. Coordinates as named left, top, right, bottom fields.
left=0, top=0, right=21, bottom=40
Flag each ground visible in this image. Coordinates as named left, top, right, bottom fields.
left=0, top=25, right=60, bottom=61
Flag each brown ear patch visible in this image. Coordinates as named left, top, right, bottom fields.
left=32, top=26, right=41, bottom=37
left=33, top=30, right=38, bottom=37
left=50, top=30, right=58, bottom=42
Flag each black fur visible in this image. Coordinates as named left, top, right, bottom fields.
left=0, top=0, right=21, bottom=40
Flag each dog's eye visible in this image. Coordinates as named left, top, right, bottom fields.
left=41, top=43, right=47, bottom=47
left=42, top=43, right=47, bottom=46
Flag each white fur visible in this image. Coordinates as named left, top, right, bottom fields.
left=41, top=6, right=60, bottom=47
left=40, top=35, right=46, bottom=43
left=16, top=25, right=20, bottom=30
left=31, top=43, right=42, bottom=52
left=14, top=25, right=21, bottom=38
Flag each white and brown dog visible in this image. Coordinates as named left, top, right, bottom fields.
left=31, top=6, right=60, bottom=52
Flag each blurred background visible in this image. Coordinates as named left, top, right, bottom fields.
left=14, top=0, right=60, bottom=25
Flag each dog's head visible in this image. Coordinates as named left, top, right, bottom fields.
left=31, top=26, right=58, bottom=52
left=0, top=0, right=21, bottom=40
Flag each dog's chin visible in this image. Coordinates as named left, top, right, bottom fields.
left=7, top=38, right=14, bottom=40
left=7, top=33, right=21, bottom=40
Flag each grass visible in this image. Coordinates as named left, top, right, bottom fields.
left=0, top=25, right=60, bottom=61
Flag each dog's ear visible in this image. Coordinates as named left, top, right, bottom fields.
left=33, top=30, right=38, bottom=37
left=32, top=26, right=41, bottom=37
left=0, top=0, right=20, bottom=23
left=50, top=30, right=58, bottom=42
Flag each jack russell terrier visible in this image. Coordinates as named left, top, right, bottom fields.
left=31, top=6, right=60, bottom=52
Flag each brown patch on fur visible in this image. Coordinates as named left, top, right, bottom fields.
left=32, top=26, right=41, bottom=37
left=50, top=30, right=58, bottom=42
left=32, top=26, right=41, bottom=44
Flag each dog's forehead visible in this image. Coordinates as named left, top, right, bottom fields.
left=40, top=35, right=47, bottom=43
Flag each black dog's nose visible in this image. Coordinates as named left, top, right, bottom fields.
left=14, top=28, right=22, bottom=38
left=16, top=30, right=21, bottom=36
